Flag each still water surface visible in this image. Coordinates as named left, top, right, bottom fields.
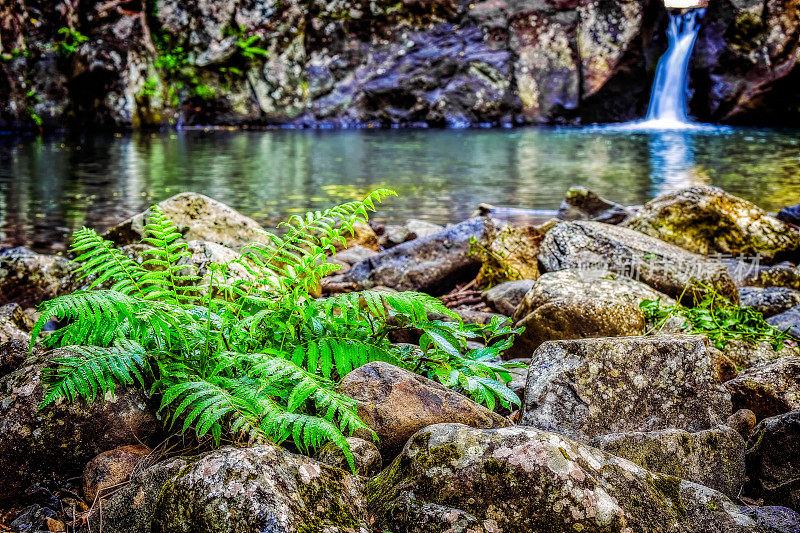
left=1, top=127, right=799, bottom=251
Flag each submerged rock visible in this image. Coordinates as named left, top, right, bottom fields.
left=624, top=187, right=800, bottom=263
left=153, top=446, right=370, bottom=533
left=725, top=357, right=800, bottom=420
left=337, top=362, right=508, bottom=457
left=740, top=286, right=800, bottom=318
left=558, top=186, right=633, bottom=224
left=538, top=221, right=739, bottom=303
left=521, top=335, right=732, bottom=441
left=746, top=410, right=800, bottom=512
left=367, top=423, right=761, bottom=532
left=591, top=426, right=746, bottom=498
left=481, top=279, right=536, bottom=316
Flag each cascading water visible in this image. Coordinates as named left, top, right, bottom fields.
left=644, top=8, right=706, bottom=126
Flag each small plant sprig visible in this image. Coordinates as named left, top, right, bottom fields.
left=640, top=287, right=791, bottom=351
left=56, top=27, right=88, bottom=57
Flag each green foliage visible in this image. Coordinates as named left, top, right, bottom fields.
left=33, top=191, right=521, bottom=470
left=640, top=289, right=791, bottom=351
left=0, top=48, right=27, bottom=62
left=56, top=27, right=89, bottom=57
left=236, top=35, right=270, bottom=61
left=190, top=83, right=217, bottom=100
left=139, top=77, right=160, bottom=99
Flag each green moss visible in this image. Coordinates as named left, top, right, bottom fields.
left=650, top=475, right=685, bottom=518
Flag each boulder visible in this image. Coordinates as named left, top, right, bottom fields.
left=475, top=220, right=543, bottom=287
left=557, top=187, right=633, bottom=224
left=0, top=351, right=161, bottom=500
left=538, top=221, right=739, bottom=303
left=338, top=221, right=380, bottom=252
left=624, top=187, right=800, bottom=263
left=740, top=286, right=800, bottom=318
left=342, top=217, right=485, bottom=294
left=0, top=339, right=31, bottom=378
left=0, top=248, right=76, bottom=308
left=367, top=423, right=761, bottom=532
left=521, top=335, right=733, bottom=441
left=725, top=357, right=800, bottom=420
left=329, top=245, right=378, bottom=270
left=724, top=339, right=799, bottom=370
left=317, top=437, right=382, bottom=478
left=510, top=269, right=667, bottom=354
left=379, top=220, right=445, bottom=249
left=732, top=262, right=800, bottom=291
left=80, top=457, right=191, bottom=533
left=103, top=193, right=268, bottom=251
left=153, top=446, right=370, bottom=533
left=0, top=303, right=33, bottom=345
left=82, top=444, right=151, bottom=503
left=337, top=362, right=508, bottom=457
left=740, top=506, right=800, bottom=533
left=767, top=306, right=800, bottom=340
left=728, top=409, right=758, bottom=440
left=745, top=410, right=800, bottom=511
left=482, top=279, right=536, bottom=316
left=590, top=426, right=746, bottom=498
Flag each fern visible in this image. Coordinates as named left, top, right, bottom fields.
left=32, top=190, right=522, bottom=471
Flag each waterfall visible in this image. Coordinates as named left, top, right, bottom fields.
left=645, top=8, right=706, bottom=125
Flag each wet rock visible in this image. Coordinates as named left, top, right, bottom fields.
left=745, top=410, right=800, bottom=511
left=740, top=286, right=800, bottom=318
left=510, top=269, right=666, bottom=355
left=728, top=409, right=758, bottom=440
left=80, top=457, right=191, bottom=533
left=624, top=187, right=800, bottom=263
left=153, top=445, right=370, bottom=533
left=539, top=221, right=739, bottom=303
left=367, top=423, right=761, bottom=532
left=0, top=350, right=161, bottom=500
left=590, top=426, right=746, bottom=498
left=521, top=335, right=733, bottom=441
left=475, top=220, right=543, bottom=287
left=481, top=279, right=536, bottom=316
left=558, top=186, right=633, bottom=224
left=82, top=444, right=151, bottom=503
left=342, top=217, right=485, bottom=294
left=317, top=437, right=382, bottom=478
left=767, top=305, right=800, bottom=340
left=740, top=506, right=800, bottom=533
left=778, top=205, right=800, bottom=227
left=103, top=193, right=267, bottom=251
left=380, top=220, right=445, bottom=249
left=0, top=248, right=76, bottom=308
left=725, top=357, right=800, bottom=420
left=337, top=362, right=508, bottom=457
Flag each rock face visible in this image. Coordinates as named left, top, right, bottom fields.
left=740, top=287, right=800, bottom=318
left=725, top=357, right=800, bottom=420
left=590, top=426, right=746, bottom=498
left=337, top=362, right=508, bottom=456
left=481, top=279, right=535, bottom=316
left=746, top=410, right=800, bottom=511
left=0, top=248, right=76, bottom=308
left=521, top=335, right=733, bottom=441
left=367, top=423, right=761, bottom=532
left=342, top=217, right=485, bottom=294
left=0, top=351, right=160, bottom=500
left=153, top=446, right=370, bottom=533
left=624, top=187, right=800, bottom=263
left=510, top=269, right=666, bottom=354
left=538, top=221, right=739, bottom=303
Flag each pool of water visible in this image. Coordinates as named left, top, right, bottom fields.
left=1, top=127, right=799, bottom=251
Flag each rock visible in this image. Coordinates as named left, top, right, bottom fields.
left=83, top=444, right=151, bottom=503
left=740, top=506, right=800, bottom=533
left=337, top=362, right=508, bottom=457
left=722, top=340, right=798, bottom=371
left=342, top=217, right=485, bottom=294
left=0, top=339, right=31, bottom=378
left=740, top=263, right=800, bottom=291
left=79, top=457, right=190, bottom=533
left=339, top=221, right=379, bottom=252
left=740, top=286, right=800, bottom=318
left=0, top=248, right=76, bottom=308
left=10, top=504, right=58, bottom=533
left=521, top=335, right=733, bottom=441
left=506, top=359, right=529, bottom=402
left=767, top=306, right=800, bottom=340
left=590, top=426, right=746, bottom=498
left=475, top=220, right=543, bottom=287
left=538, top=221, right=739, bottom=303
left=327, top=245, right=379, bottom=274
left=624, top=187, right=800, bottom=263
left=103, top=193, right=268, bottom=251
left=0, top=302, right=33, bottom=345
left=317, top=437, right=382, bottom=478
left=481, top=279, right=535, bottom=316
left=710, top=347, right=740, bottom=383
left=449, top=308, right=506, bottom=326
left=510, top=269, right=667, bottom=355
left=746, top=410, right=800, bottom=511
left=153, top=445, right=370, bottom=533
left=725, top=357, right=800, bottom=420
left=728, top=409, right=758, bottom=440
left=380, top=220, right=445, bottom=249
left=778, top=205, right=800, bottom=227
left=0, top=350, right=161, bottom=500
left=558, top=187, right=633, bottom=224
left=367, top=423, right=761, bottom=532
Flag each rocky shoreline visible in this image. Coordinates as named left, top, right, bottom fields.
left=1, top=185, right=800, bottom=532
left=3, top=0, right=800, bottom=130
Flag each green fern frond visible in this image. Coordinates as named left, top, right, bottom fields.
left=70, top=228, right=148, bottom=295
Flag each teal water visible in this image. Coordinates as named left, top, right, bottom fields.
left=1, top=127, right=799, bottom=251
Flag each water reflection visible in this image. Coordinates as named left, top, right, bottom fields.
left=1, top=128, right=798, bottom=251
